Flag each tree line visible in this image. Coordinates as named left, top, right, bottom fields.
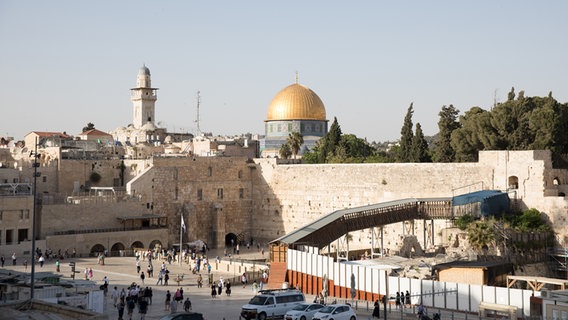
left=281, top=88, right=568, bottom=166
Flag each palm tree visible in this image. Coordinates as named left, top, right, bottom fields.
left=467, top=219, right=495, bottom=254
left=279, top=143, right=291, bottom=159
left=287, top=132, right=304, bottom=159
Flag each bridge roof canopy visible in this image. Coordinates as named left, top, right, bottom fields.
left=271, top=197, right=451, bottom=249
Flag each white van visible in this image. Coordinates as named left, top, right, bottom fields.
left=241, top=288, right=305, bottom=320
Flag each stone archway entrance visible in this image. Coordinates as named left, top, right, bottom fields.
left=90, top=244, right=105, bottom=257
left=110, top=242, right=125, bottom=257
left=131, top=241, right=144, bottom=249
left=225, top=233, right=238, bottom=247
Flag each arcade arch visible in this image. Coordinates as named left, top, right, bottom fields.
left=131, top=241, right=144, bottom=249
left=90, top=244, right=105, bottom=257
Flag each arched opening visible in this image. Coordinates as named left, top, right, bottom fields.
left=508, top=176, right=519, bottom=190
left=131, top=241, right=144, bottom=249
left=149, top=240, right=162, bottom=250
left=225, top=233, right=238, bottom=247
left=553, top=177, right=560, bottom=185
left=110, top=242, right=125, bottom=257
left=90, top=244, right=105, bottom=257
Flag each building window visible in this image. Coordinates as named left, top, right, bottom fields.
left=12, top=178, right=18, bottom=183
left=208, top=167, right=212, bottom=177
left=217, top=188, right=223, bottom=199
left=174, top=187, right=179, bottom=200
left=19, top=210, right=23, bottom=220
left=239, top=188, right=244, bottom=199
left=197, top=189, right=203, bottom=201
left=270, top=124, right=273, bottom=133
left=18, top=229, right=28, bottom=243
left=42, top=176, right=47, bottom=183
left=6, top=230, right=13, bottom=244
left=238, top=170, right=242, bottom=179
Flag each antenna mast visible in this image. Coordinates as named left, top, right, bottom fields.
left=195, top=91, right=201, bottom=134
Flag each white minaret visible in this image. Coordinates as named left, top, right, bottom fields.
left=131, top=65, right=158, bottom=129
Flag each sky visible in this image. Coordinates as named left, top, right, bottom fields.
left=1, top=1, right=567, bottom=143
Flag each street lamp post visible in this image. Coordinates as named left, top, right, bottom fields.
left=30, top=137, right=40, bottom=300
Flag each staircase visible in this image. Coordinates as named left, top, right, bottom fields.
left=266, top=262, right=287, bottom=289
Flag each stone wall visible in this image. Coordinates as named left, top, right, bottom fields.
left=45, top=228, right=168, bottom=257
left=40, top=201, right=149, bottom=238
left=130, top=157, right=256, bottom=248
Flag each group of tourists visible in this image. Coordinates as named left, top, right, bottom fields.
left=164, top=287, right=192, bottom=314
left=112, top=282, right=154, bottom=320
left=210, top=276, right=232, bottom=298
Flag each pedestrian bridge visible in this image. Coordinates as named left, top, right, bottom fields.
left=272, top=198, right=456, bottom=249
left=270, top=191, right=510, bottom=250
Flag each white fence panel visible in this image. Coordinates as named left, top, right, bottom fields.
left=363, top=268, right=379, bottom=293
left=432, top=281, right=446, bottom=308
left=379, top=270, right=387, bottom=295
left=388, top=276, right=400, bottom=298
left=495, top=286, right=509, bottom=305
left=332, top=260, right=339, bottom=285
left=482, top=286, right=496, bottom=304
left=306, top=252, right=312, bottom=276
left=445, top=282, right=458, bottom=310
left=316, top=255, right=323, bottom=278
left=410, top=278, right=422, bottom=305
left=508, top=288, right=524, bottom=316
left=469, top=284, right=483, bottom=313
left=522, top=289, right=534, bottom=317
left=456, top=283, right=471, bottom=312
left=399, top=277, right=411, bottom=296
left=421, top=280, right=434, bottom=307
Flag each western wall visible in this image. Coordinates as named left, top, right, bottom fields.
left=129, top=150, right=568, bottom=255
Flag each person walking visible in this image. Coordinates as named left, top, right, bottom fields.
left=225, top=280, right=231, bottom=296
left=156, top=270, right=163, bottom=285
left=117, top=297, right=125, bottom=320
left=241, top=273, right=247, bottom=288
left=372, top=299, right=380, bottom=318
left=138, top=297, right=148, bottom=320
left=140, top=271, right=145, bottom=285
left=183, top=298, right=192, bottom=312
left=164, top=290, right=171, bottom=311
left=111, top=286, right=119, bottom=307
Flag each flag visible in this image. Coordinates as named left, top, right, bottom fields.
left=181, top=215, right=186, bottom=231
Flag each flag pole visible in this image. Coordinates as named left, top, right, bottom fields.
left=179, top=214, right=183, bottom=265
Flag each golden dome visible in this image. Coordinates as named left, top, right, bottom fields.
left=266, top=83, right=326, bottom=121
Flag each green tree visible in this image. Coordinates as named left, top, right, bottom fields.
left=286, top=132, right=304, bottom=159
left=279, top=143, right=291, bottom=159
left=397, top=103, right=414, bottom=162
left=434, top=105, right=460, bottom=162
left=467, top=219, right=495, bottom=253
left=82, top=122, right=95, bottom=132
left=411, top=123, right=431, bottom=162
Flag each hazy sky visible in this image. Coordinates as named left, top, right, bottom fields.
left=1, top=1, right=567, bottom=142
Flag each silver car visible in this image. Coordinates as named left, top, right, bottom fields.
left=285, top=303, right=325, bottom=320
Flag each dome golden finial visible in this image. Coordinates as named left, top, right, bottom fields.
left=295, top=71, right=299, bottom=84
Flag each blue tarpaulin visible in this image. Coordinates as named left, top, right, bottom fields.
left=452, top=190, right=509, bottom=216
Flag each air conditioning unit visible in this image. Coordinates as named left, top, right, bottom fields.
left=540, top=290, right=549, bottom=298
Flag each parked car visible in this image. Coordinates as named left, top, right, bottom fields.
left=241, top=288, right=305, bottom=320
left=159, top=312, right=205, bottom=320
left=312, top=304, right=357, bottom=320
left=285, top=302, right=325, bottom=320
